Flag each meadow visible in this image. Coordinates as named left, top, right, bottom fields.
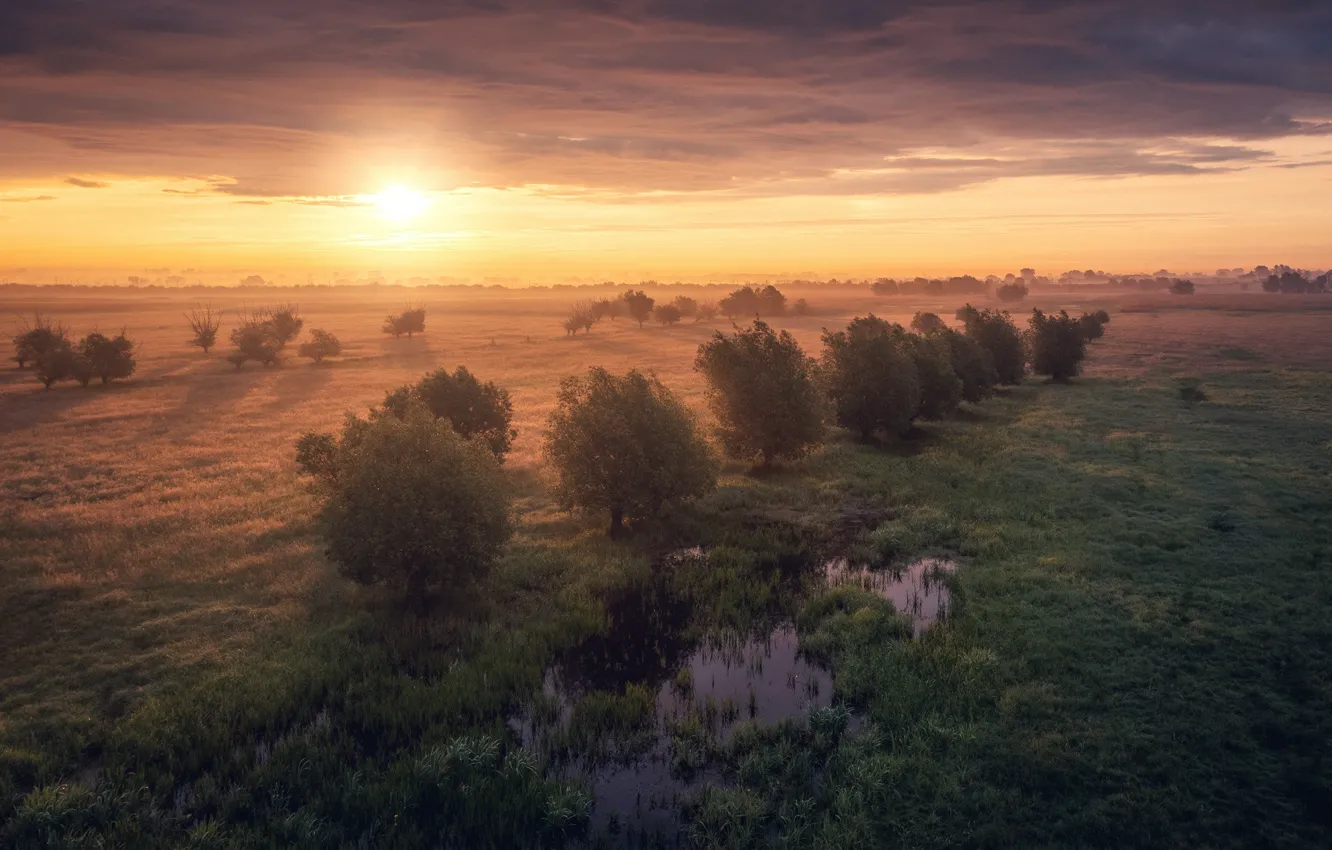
left=1, top=285, right=1330, bottom=847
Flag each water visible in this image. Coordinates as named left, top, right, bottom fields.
left=823, top=556, right=955, bottom=636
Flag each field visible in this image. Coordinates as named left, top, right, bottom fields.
left=2, top=286, right=1331, bottom=848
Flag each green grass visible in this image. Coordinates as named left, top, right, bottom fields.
left=5, top=366, right=1332, bottom=848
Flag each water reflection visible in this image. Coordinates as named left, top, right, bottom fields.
left=824, top=556, right=955, bottom=637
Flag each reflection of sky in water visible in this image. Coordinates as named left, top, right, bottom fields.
left=825, top=556, right=955, bottom=636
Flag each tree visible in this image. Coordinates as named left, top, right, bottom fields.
left=695, top=301, right=719, bottom=322
left=383, top=306, right=427, bottom=338
left=1027, top=309, right=1088, bottom=381
left=267, top=304, right=304, bottom=346
left=34, top=343, right=76, bottom=389
left=870, top=278, right=898, bottom=296
left=695, top=320, right=824, bottom=466
left=1078, top=312, right=1106, bottom=342
left=1093, top=309, right=1111, bottom=325
left=792, top=298, right=811, bottom=316
left=77, top=331, right=136, bottom=384
left=622, top=290, right=655, bottom=328
left=757, top=285, right=787, bottom=317
left=544, top=367, right=715, bottom=537
left=655, top=304, right=683, bottom=326
left=298, top=403, right=512, bottom=606
left=996, top=281, right=1028, bottom=302
left=671, top=295, right=699, bottom=319
left=563, top=303, right=593, bottom=335
left=719, top=286, right=758, bottom=318
left=185, top=304, right=222, bottom=353
left=905, top=332, right=962, bottom=420
left=1169, top=279, right=1195, bottom=296
left=957, top=304, right=1025, bottom=384
left=298, top=329, right=342, bottom=363
left=935, top=327, right=997, bottom=403
left=910, top=312, right=945, bottom=333
left=382, top=366, right=517, bottom=461
left=228, top=314, right=283, bottom=369
left=820, top=315, right=919, bottom=440
left=12, top=313, right=68, bottom=370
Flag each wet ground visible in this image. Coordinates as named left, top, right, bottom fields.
left=508, top=549, right=956, bottom=841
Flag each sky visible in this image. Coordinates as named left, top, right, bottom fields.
left=1, top=0, right=1330, bottom=282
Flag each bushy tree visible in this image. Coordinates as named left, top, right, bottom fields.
left=12, top=313, right=68, bottom=369
left=695, top=301, right=719, bottom=322
left=185, top=304, right=222, bottom=353
left=267, top=304, right=304, bottom=346
left=820, top=315, right=919, bottom=439
left=956, top=304, right=1025, bottom=384
left=905, top=332, right=962, bottom=419
left=298, top=328, right=342, bottom=363
left=1169, top=279, right=1195, bottom=296
left=718, top=285, right=787, bottom=319
left=996, top=281, right=1028, bottom=302
left=910, top=312, right=945, bottom=333
left=34, top=344, right=76, bottom=389
left=695, top=320, right=823, bottom=466
left=71, top=353, right=95, bottom=387
left=870, top=278, right=898, bottom=296
left=544, top=367, right=715, bottom=537
left=383, top=306, right=427, bottom=338
left=298, top=403, right=512, bottom=605
left=383, top=366, right=516, bottom=461
left=935, top=326, right=997, bottom=403
left=563, top=303, right=594, bottom=335
left=1078, top=312, right=1106, bottom=342
left=1027, top=309, right=1088, bottom=381
left=228, top=317, right=282, bottom=369
left=622, top=290, right=655, bottom=327
left=671, top=295, right=698, bottom=319
left=792, top=298, right=811, bottom=316
left=655, top=304, right=683, bottom=326
left=1093, top=309, right=1110, bottom=325
left=77, top=331, right=136, bottom=384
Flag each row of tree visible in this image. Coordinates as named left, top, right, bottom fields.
left=10, top=314, right=136, bottom=389
left=562, top=287, right=812, bottom=334
left=186, top=304, right=430, bottom=367
left=294, top=305, right=1112, bottom=603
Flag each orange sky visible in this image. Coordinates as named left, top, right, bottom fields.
left=2, top=1, right=1330, bottom=283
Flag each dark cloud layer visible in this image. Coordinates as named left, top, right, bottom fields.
left=1, top=1, right=1330, bottom=195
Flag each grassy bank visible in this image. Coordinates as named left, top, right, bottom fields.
left=4, top=336, right=1331, bottom=846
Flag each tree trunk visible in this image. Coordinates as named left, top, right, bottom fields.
left=609, top=507, right=624, bottom=539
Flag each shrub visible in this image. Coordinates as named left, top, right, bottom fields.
left=996, top=281, right=1028, bottom=302
left=12, top=313, right=68, bottom=369
left=298, top=328, right=342, bottom=363
left=267, top=304, right=304, bottom=346
left=820, top=315, right=919, bottom=439
left=910, top=311, right=945, bottom=333
left=905, top=331, right=962, bottom=419
left=185, top=304, right=222, bottom=353
left=1169, top=279, right=1195, bottom=296
left=563, top=303, right=594, bottom=335
left=71, top=353, right=95, bottom=387
left=594, top=297, right=622, bottom=321
left=383, top=306, right=427, bottom=338
left=294, top=432, right=339, bottom=479
left=228, top=316, right=283, bottom=369
left=957, top=304, right=1025, bottom=384
left=1093, top=309, right=1111, bottom=325
left=382, top=366, right=516, bottom=461
left=301, top=403, right=512, bottom=604
left=792, top=298, right=811, bottom=316
left=34, top=343, right=76, bottom=389
left=77, top=331, right=136, bottom=384
left=1078, top=312, right=1106, bottom=342
left=622, top=290, right=655, bottom=327
left=718, top=285, right=787, bottom=319
left=870, top=278, right=898, bottom=296
left=671, top=296, right=699, bottom=319
left=695, top=319, right=824, bottom=466
left=544, top=367, right=715, bottom=537
left=1027, top=309, right=1088, bottom=381
left=935, top=326, right=997, bottom=403
left=656, top=304, right=683, bottom=326
left=695, top=301, right=718, bottom=322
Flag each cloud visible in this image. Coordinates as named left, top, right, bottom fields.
left=65, top=176, right=108, bottom=188
left=0, top=193, right=56, bottom=202
left=0, top=1, right=1330, bottom=197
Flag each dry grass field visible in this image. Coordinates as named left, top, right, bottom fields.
left=2, top=284, right=1331, bottom=847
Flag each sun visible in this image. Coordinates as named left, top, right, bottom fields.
left=371, top=186, right=431, bottom=221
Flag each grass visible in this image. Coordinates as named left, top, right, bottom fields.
left=2, top=287, right=1331, bottom=847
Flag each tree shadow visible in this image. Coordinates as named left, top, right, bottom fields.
left=267, top=362, right=335, bottom=412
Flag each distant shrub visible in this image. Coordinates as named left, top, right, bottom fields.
left=544, top=367, right=715, bottom=537
left=996, top=281, right=1028, bottom=302
left=905, top=331, right=962, bottom=419
left=1169, top=279, right=1195, bottom=296
left=383, top=366, right=517, bottom=461
left=622, top=290, right=655, bottom=327
left=655, top=304, right=683, bottom=326
left=910, top=311, right=945, bottom=333
left=1093, top=309, right=1111, bottom=325
left=695, top=301, right=718, bottom=322
left=383, top=306, right=427, bottom=338
left=935, top=326, right=997, bottom=403
left=1178, top=379, right=1208, bottom=404
left=792, top=298, right=811, bottom=316
left=71, top=353, right=95, bottom=387
left=671, top=296, right=699, bottom=319
left=77, top=331, right=136, bottom=384
left=695, top=319, right=823, bottom=466
left=870, top=278, right=898, bottom=296
left=267, top=304, right=304, bottom=346
left=301, top=403, right=512, bottom=604
left=34, top=343, right=76, bottom=389
left=957, top=304, right=1025, bottom=384
left=719, top=285, right=787, bottom=319
left=596, top=297, right=623, bottom=321
left=298, top=328, right=342, bottom=363
left=1027, top=309, right=1088, bottom=381
left=228, top=317, right=282, bottom=369
left=12, top=313, right=68, bottom=370
left=185, top=304, right=222, bottom=353
left=820, top=315, right=919, bottom=439
left=563, top=303, right=594, bottom=335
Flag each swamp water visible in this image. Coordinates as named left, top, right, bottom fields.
left=508, top=550, right=956, bottom=840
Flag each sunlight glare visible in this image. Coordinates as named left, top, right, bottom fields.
left=371, top=186, right=431, bottom=222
